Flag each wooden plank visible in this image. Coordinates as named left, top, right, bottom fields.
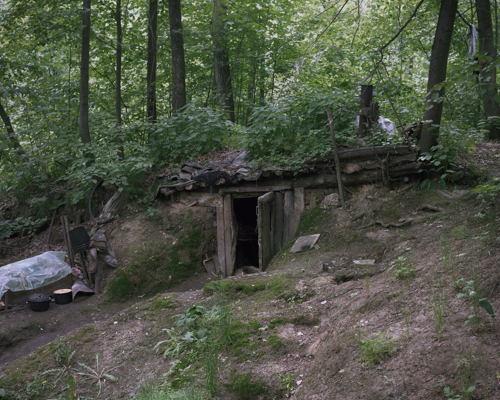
left=258, top=192, right=274, bottom=271
left=294, top=187, right=305, bottom=212
left=229, top=205, right=238, bottom=277
left=223, top=195, right=233, bottom=278
left=283, top=190, right=294, bottom=244
left=258, top=191, right=275, bottom=204
left=219, top=185, right=292, bottom=195
left=274, top=192, right=284, bottom=255
left=286, top=187, right=305, bottom=242
left=216, top=206, right=226, bottom=277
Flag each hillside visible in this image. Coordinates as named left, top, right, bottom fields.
left=0, top=143, right=499, bottom=400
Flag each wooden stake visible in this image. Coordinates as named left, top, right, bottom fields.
left=46, top=208, right=57, bottom=246
left=327, top=109, right=345, bottom=208
left=61, top=216, right=75, bottom=269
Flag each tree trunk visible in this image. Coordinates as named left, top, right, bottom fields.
left=212, top=0, right=235, bottom=123
left=79, top=0, right=91, bottom=144
left=168, top=0, right=186, bottom=112
left=476, top=0, right=500, bottom=139
left=419, top=0, right=458, bottom=153
left=0, top=100, right=23, bottom=152
left=147, top=0, right=157, bottom=125
left=116, top=0, right=124, bottom=159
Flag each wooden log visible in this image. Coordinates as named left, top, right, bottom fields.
left=308, top=145, right=411, bottom=163
left=292, top=162, right=421, bottom=188
left=219, top=185, right=292, bottom=195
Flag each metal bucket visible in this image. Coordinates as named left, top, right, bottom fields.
left=69, top=226, right=90, bottom=254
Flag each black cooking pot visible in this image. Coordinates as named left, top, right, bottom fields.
left=54, top=289, right=72, bottom=304
left=28, top=293, right=51, bottom=312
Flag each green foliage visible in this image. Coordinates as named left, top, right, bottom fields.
left=154, top=328, right=187, bottom=359
left=0, top=216, right=48, bottom=239
left=76, top=354, right=121, bottom=397
left=389, top=256, right=415, bottom=282
left=452, top=221, right=470, bottom=241
left=203, top=281, right=229, bottom=295
left=226, top=371, right=266, bottom=399
left=154, top=284, right=231, bottom=396
left=244, top=87, right=357, bottom=161
left=0, top=375, right=5, bottom=398
left=42, top=337, right=76, bottom=387
left=279, top=372, right=295, bottom=397
left=150, top=104, right=229, bottom=165
left=358, top=331, right=396, bottom=365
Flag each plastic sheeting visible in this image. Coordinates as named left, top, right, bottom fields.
left=0, top=251, right=71, bottom=299
left=355, top=116, right=397, bottom=135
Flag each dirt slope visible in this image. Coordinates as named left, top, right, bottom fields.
left=1, top=143, right=500, bottom=400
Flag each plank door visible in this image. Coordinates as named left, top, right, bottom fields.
left=223, top=194, right=238, bottom=277
left=257, top=191, right=275, bottom=271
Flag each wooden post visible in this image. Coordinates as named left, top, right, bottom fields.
left=358, top=85, right=373, bottom=138
left=274, top=192, right=284, bottom=255
left=94, top=259, right=101, bottom=294
left=61, top=216, right=75, bottom=269
left=283, top=190, right=294, bottom=244
left=327, top=109, right=345, bottom=208
left=46, top=208, right=57, bottom=246
left=80, top=252, right=90, bottom=283
left=223, top=195, right=233, bottom=277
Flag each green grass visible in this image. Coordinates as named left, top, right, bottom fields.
left=235, top=283, right=266, bottom=295
left=226, top=371, right=266, bottom=400
left=150, top=296, right=175, bottom=311
left=269, top=317, right=289, bottom=330
left=358, top=331, right=396, bottom=365
left=296, top=207, right=323, bottom=236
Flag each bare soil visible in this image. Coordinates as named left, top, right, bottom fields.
left=1, top=142, right=500, bottom=400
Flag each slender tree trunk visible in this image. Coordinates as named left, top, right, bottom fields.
left=79, top=0, right=92, bottom=144
left=212, top=0, right=235, bottom=122
left=0, top=100, right=23, bottom=152
left=419, top=0, right=459, bottom=153
left=168, top=0, right=186, bottom=112
left=116, top=0, right=124, bottom=159
left=476, top=0, right=500, bottom=139
left=147, top=0, right=157, bottom=126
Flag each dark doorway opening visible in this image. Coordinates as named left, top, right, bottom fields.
left=233, top=197, right=259, bottom=271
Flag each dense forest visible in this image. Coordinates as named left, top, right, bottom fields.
left=1, top=0, right=499, bottom=233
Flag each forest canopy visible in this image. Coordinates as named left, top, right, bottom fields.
left=0, top=0, right=498, bottom=224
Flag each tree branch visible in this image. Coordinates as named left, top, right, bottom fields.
left=378, top=0, right=426, bottom=55
left=457, top=9, right=472, bottom=28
